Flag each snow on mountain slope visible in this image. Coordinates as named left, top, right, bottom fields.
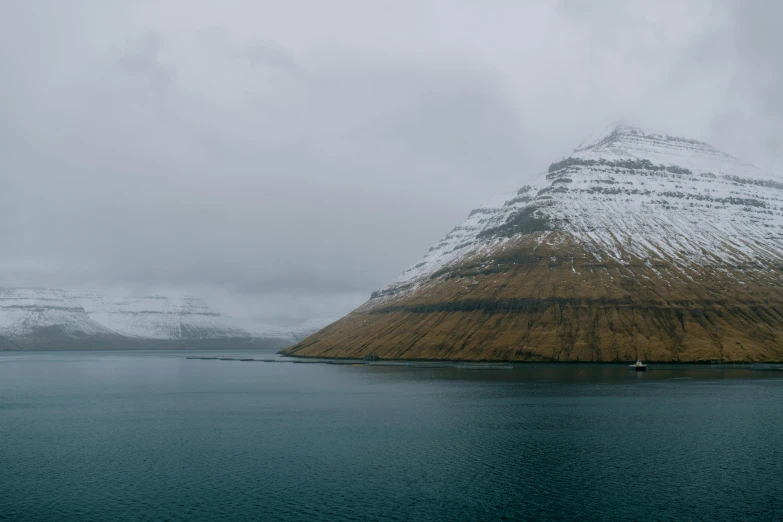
left=0, top=287, right=117, bottom=340
left=0, top=287, right=337, bottom=348
left=376, top=125, right=783, bottom=299
left=71, top=292, right=250, bottom=340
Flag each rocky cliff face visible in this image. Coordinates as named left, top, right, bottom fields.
left=285, top=126, right=783, bottom=362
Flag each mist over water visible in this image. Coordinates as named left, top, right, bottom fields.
left=2, top=351, right=782, bottom=521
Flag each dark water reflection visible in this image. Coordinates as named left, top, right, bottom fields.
left=1, top=351, right=782, bottom=521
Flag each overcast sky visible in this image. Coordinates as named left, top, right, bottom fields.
left=1, top=0, right=781, bottom=323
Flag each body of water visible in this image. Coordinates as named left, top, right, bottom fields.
left=1, top=351, right=782, bottom=521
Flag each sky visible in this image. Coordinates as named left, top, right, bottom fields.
left=1, top=0, right=781, bottom=324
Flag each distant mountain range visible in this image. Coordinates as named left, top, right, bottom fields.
left=0, top=287, right=334, bottom=350
left=285, top=125, right=783, bottom=362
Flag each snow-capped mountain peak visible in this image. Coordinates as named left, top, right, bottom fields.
left=572, top=124, right=767, bottom=179
left=372, top=125, right=783, bottom=300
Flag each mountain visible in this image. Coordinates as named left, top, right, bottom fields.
left=284, top=125, right=783, bottom=362
left=0, top=287, right=334, bottom=350
left=71, top=292, right=261, bottom=348
left=0, top=288, right=126, bottom=349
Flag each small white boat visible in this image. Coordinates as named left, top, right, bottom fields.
left=629, top=360, right=647, bottom=371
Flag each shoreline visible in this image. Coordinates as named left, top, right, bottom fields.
left=278, top=352, right=782, bottom=365
left=2, top=348, right=781, bottom=365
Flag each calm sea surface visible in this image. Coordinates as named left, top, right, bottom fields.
left=1, top=351, right=782, bottom=521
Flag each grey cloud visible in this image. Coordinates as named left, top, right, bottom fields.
left=2, top=31, right=513, bottom=299
left=711, top=1, right=783, bottom=172
left=1, top=0, right=781, bottom=322
left=114, top=29, right=176, bottom=97
left=199, top=28, right=305, bottom=75
left=241, top=40, right=303, bottom=73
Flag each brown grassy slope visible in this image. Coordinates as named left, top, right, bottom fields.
left=284, top=233, right=783, bottom=362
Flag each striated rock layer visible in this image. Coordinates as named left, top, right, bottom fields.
left=285, top=126, right=783, bottom=362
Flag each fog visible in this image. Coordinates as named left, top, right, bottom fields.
left=1, top=1, right=781, bottom=323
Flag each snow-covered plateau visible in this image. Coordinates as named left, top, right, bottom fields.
left=0, top=287, right=333, bottom=349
